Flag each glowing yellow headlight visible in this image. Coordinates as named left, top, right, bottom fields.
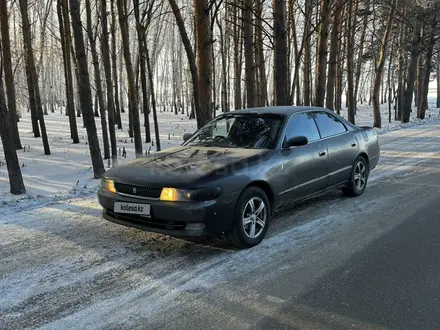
left=159, top=187, right=220, bottom=201
left=107, top=180, right=116, bottom=193
left=101, top=178, right=116, bottom=193
left=160, top=187, right=178, bottom=201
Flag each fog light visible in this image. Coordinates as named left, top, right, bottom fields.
left=185, top=223, right=206, bottom=230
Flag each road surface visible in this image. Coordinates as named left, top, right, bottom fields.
left=1, top=124, right=440, bottom=330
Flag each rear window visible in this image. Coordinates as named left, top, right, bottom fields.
left=313, top=112, right=347, bottom=138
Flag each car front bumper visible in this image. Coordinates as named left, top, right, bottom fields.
left=97, top=189, right=239, bottom=237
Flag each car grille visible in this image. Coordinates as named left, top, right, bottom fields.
left=108, top=210, right=186, bottom=230
left=114, top=182, right=162, bottom=199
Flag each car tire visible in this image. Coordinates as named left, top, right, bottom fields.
left=226, top=186, right=271, bottom=248
left=342, top=156, right=369, bottom=197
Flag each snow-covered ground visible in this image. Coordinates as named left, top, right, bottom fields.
left=1, top=123, right=440, bottom=329
left=0, top=108, right=196, bottom=204
left=0, top=95, right=439, bottom=207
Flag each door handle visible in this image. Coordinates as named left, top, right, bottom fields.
left=350, top=141, right=357, bottom=147
left=319, top=150, right=327, bottom=157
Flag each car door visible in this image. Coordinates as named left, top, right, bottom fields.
left=281, top=112, right=329, bottom=201
left=312, top=111, right=359, bottom=186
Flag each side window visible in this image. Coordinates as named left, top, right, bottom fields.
left=285, top=113, right=321, bottom=143
left=313, top=112, right=347, bottom=138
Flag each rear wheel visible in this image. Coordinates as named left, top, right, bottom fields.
left=342, top=156, right=369, bottom=197
left=226, top=187, right=271, bottom=248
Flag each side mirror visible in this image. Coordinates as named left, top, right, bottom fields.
left=284, top=136, right=308, bottom=148
left=183, top=132, right=193, bottom=142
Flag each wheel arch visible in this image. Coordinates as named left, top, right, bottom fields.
left=245, top=180, right=275, bottom=214
left=357, top=152, right=370, bottom=169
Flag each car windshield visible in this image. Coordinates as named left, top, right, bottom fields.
left=184, top=114, right=284, bottom=149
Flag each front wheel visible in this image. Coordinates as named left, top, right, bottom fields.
left=342, top=156, right=369, bottom=197
left=226, top=187, right=271, bottom=248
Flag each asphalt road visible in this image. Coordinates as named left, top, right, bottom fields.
left=1, top=124, right=440, bottom=330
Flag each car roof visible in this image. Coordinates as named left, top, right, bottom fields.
left=231, top=106, right=328, bottom=116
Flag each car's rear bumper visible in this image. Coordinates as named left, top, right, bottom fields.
left=97, top=189, right=239, bottom=236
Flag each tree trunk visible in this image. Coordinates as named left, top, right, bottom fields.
left=57, top=0, right=79, bottom=143
left=19, top=0, right=50, bottom=155
left=71, top=51, right=84, bottom=121
left=255, top=0, right=267, bottom=106
left=233, top=0, right=242, bottom=110
left=437, top=56, right=440, bottom=109
left=388, top=38, right=394, bottom=124
left=0, top=0, right=22, bottom=149
left=303, top=0, right=312, bottom=106
left=145, top=46, right=161, bottom=151
left=135, top=55, right=141, bottom=115
left=85, top=0, right=110, bottom=159
left=288, top=0, right=300, bottom=104
left=315, top=0, right=331, bottom=107
left=24, top=40, right=40, bottom=136
left=355, top=5, right=368, bottom=103
left=94, top=94, right=100, bottom=117
left=69, top=0, right=105, bottom=178
left=326, top=2, right=341, bottom=110
left=211, top=42, right=216, bottom=118
left=0, top=76, right=25, bottom=194
left=335, top=11, right=345, bottom=115
left=117, top=0, right=142, bottom=156
left=133, top=0, right=151, bottom=143
left=111, top=0, right=122, bottom=129
left=397, top=16, right=405, bottom=121
left=243, top=0, right=256, bottom=108
left=402, top=20, right=422, bottom=123
left=168, top=0, right=205, bottom=127
left=419, top=20, right=436, bottom=119
left=194, top=0, right=213, bottom=124
left=127, top=88, right=134, bottom=138
left=100, top=0, right=118, bottom=159
left=254, top=24, right=261, bottom=106
left=372, top=0, right=396, bottom=128
left=416, top=52, right=424, bottom=113
left=273, top=0, right=288, bottom=105
left=216, top=16, right=229, bottom=112
left=179, top=41, right=185, bottom=115
left=346, top=0, right=355, bottom=124
left=119, top=50, right=125, bottom=114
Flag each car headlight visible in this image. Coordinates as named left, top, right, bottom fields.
left=101, top=178, right=116, bottom=193
left=160, top=187, right=221, bottom=202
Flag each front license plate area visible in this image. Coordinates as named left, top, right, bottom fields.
left=114, top=202, right=151, bottom=216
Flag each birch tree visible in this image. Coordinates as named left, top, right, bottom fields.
left=19, top=0, right=51, bottom=155
left=372, top=0, right=397, bottom=128
left=0, top=47, right=26, bottom=194
left=0, top=0, right=22, bottom=150
left=69, top=0, right=105, bottom=178
left=117, top=0, right=142, bottom=156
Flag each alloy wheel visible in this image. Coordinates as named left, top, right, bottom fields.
left=242, top=197, right=267, bottom=239
left=354, top=161, right=367, bottom=190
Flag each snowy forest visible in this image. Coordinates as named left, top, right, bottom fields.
left=0, top=0, right=440, bottom=195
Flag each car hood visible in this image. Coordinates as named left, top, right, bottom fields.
left=104, top=146, right=268, bottom=187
